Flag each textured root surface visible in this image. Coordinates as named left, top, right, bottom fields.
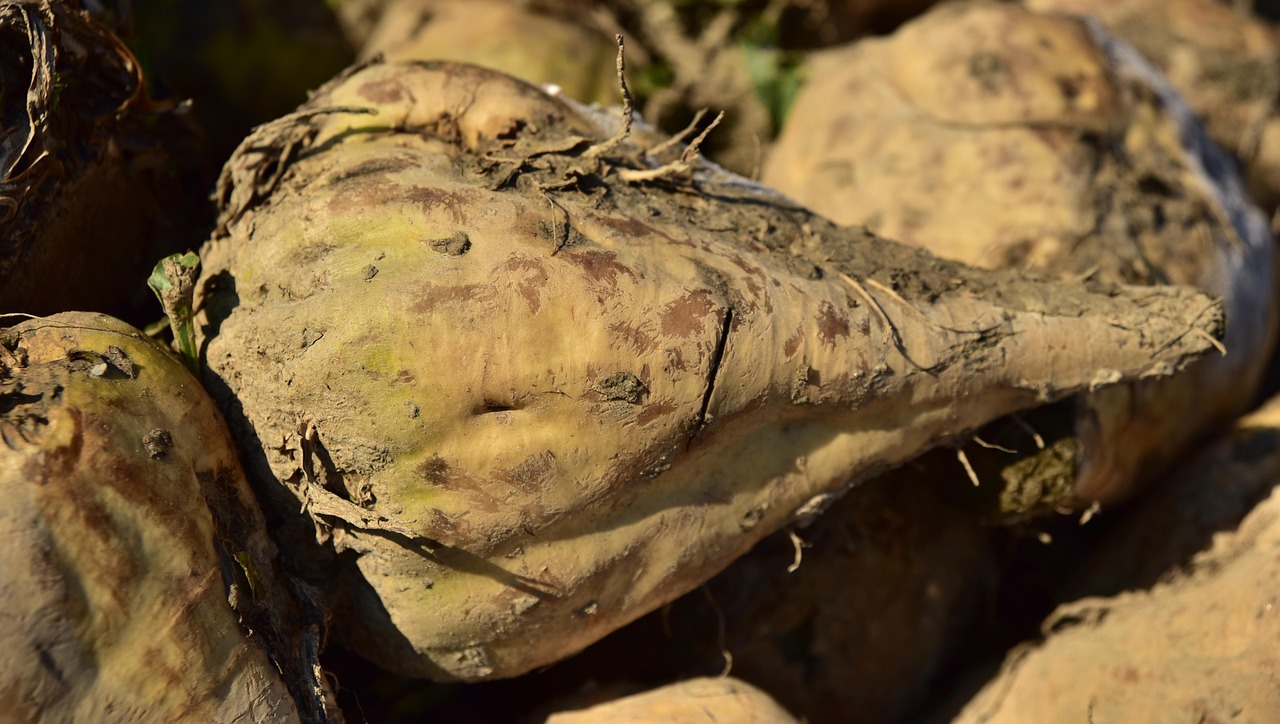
left=0, top=313, right=332, bottom=722
left=764, top=0, right=1277, bottom=509
left=1028, top=0, right=1280, bottom=213
left=545, top=676, right=798, bottom=723
left=358, top=0, right=619, bottom=106
left=198, top=59, right=1223, bottom=681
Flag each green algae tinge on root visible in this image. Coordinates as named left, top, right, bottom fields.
left=196, top=60, right=1224, bottom=681
left=0, top=313, right=333, bottom=723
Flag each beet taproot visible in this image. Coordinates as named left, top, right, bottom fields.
left=195, top=59, right=1224, bottom=681
left=0, top=313, right=335, bottom=722
left=764, top=0, right=1276, bottom=510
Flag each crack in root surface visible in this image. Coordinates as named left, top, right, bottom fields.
left=691, top=306, right=734, bottom=447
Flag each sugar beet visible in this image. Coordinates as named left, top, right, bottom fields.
left=196, top=60, right=1224, bottom=680
left=764, top=1, right=1276, bottom=509
left=0, top=313, right=333, bottom=722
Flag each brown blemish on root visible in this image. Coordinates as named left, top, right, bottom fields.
left=327, top=178, right=409, bottom=217
left=783, top=324, right=805, bottom=358
left=608, top=321, right=658, bottom=355
left=412, top=282, right=492, bottom=315
left=358, top=79, right=406, bottom=104
left=660, top=289, right=718, bottom=338
left=36, top=408, right=224, bottom=587
left=591, top=212, right=660, bottom=241
left=32, top=406, right=86, bottom=473
left=495, top=451, right=558, bottom=494
left=417, top=454, right=501, bottom=515
left=425, top=508, right=472, bottom=548
left=636, top=401, right=677, bottom=427
left=505, top=257, right=550, bottom=313
left=407, top=186, right=476, bottom=225
left=816, top=301, right=852, bottom=345
left=719, top=253, right=769, bottom=311
left=564, top=249, right=637, bottom=289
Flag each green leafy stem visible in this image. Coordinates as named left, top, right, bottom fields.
left=147, top=251, right=201, bottom=374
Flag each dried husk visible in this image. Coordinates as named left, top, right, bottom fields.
left=0, top=313, right=332, bottom=722
left=764, top=0, right=1277, bottom=510
left=196, top=60, right=1222, bottom=681
left=0, top=2, right=203, bottom=322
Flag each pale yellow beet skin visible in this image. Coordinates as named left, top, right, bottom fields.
left=359, top=0, right=620, bottom=106
left=545, top=677, right=799, bottom=724
left=764, top=1, right=1276, bottom=505
left=0, top=313, right=300, bottom=723
left=764, top=2, right=1124, bottom=258
left=199, top=61, right=1224, bottom=681
left=1027, top=0, right=1280, bottom=210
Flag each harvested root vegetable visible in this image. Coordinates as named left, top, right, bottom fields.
left=764, top=0, right=1276, bottom=509
left=545, top=677, right=798, bottom=723
left=1027, top=0, right=1280, bottom=213
left=0, top=2, right=202, bottom=323
left=0, top=313, right=331, bottom=722
left=196, top=59, right=1223, bottom=681
left=356, top=0, right=620, bottom=107
left=952, top=396, right=1280, bottom=723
